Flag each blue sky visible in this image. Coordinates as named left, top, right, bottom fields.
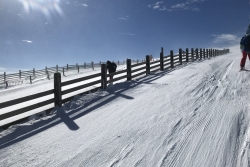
left=0, top=0, right=249, bottom=72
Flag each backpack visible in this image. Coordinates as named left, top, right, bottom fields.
left=111, top=62, right=117, bottom=71
left=240, top=35, right=250, bottom=50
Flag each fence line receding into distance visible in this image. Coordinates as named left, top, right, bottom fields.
left=0, top=48, right=230, bottom=128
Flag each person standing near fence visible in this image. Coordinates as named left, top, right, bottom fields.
left=106, top=61, right=117, bottom=84
left=240, top=25, right=250, bottom=71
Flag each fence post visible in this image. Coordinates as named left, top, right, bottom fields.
left=126, top=59, right=132, bottom=81
left=195, top=48, right=198, bottom=60
left=101, top=64, right=107, bottom=89
left=56, top=65, right=58, bottom=73
left=33, top=68, right=35, bottom=76
left=146, top=55, right=150, bottom=75
left=186, top=48, right=189, bottom=62
left=78, top=65, right=80, bottom=73
left=30, top=76, right=32, bottom=84
left=200, top=48, right=202, bottom=59
left=54, top=73, right=62, bottom=107
left=179, top=48, right=183, bottom=65
left=92, top=61, right=94, bottom=70
left=4, top=72, right=6, bottom=82
left=19, top=70, right=21, bottom=79
left=63, top=67, right=65, bottom=76
left=191, top=48, right=194, bottom=62
left=170, top=50, right=174, bottom=68
left=5, top=81, right=8, bottom=89
left=203, top=49, right=205, bottom=58
left=160, top=47, right=164, bottom=71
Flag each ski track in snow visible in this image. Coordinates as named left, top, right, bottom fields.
left=2, top=46, right=250, bottom=166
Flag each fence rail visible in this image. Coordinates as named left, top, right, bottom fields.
left=0, top=48, right=230, bottom=128
left=1, top=60, right=147, bottom=89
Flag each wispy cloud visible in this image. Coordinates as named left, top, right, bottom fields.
left=170, top=0, right=205, bottom=11
left=121, top=33, right=135, bottom=36
left=22, top=40, right=33, bottom=43
left=74, top=2, right=88, bottom=7
left=148, top=1, right=203, bottom=12
left=119, top=17, right=127, bottom=20
left=212, top=34, right=240, bottom=45
left=148, top=1, right=168, bottom=11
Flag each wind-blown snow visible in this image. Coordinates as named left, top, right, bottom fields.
left=1, top=45, right=250, bottom=167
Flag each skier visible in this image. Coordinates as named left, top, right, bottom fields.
left=106, top=61, right=117, bottom=84
left=240, top=25, right=250, bottom=71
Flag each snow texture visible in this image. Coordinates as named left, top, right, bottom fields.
left=1, top=45, right=250, bottom=167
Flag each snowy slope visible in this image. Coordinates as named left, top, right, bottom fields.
left=1, top=45, right=250, bottom=167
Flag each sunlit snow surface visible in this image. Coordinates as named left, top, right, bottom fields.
left=2, top=45, right=250, bottom=167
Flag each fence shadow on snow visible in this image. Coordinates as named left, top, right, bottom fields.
left=0, top=53, right=226, bottom=149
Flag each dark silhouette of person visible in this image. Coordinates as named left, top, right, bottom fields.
left=106, top=61, right=117, bottom=83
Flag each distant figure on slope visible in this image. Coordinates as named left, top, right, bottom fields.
left=240, top=27, right=250, bottom=71
left=106, top=61, right=117, bottom=84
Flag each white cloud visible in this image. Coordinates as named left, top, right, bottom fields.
left=74, top=2, right=88, bottom=7
left=148, top=1, right=166, bottom=11
left=22, top=40, right=33, bottom=43
left=212, top=34, right=240, bottom=45
left=153, top=5, right=160, bottom=9
left=81, top=4, right=88, bottom=7
left=147, top=0, right=202, bottom=12
left=171, top=3, right=188, bottom=9
left=119, top=17, right=127, bottom=21
left=170, top=0, right=205, bottom=11
left=121, top=33, right=135, bottom=36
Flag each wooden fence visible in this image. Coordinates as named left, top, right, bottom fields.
left=0, top=48, right=229, bottom=127
left=0, top=60, right=146, bottom=89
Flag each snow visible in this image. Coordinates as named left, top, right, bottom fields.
left=1, top=45, right=250, bottom=167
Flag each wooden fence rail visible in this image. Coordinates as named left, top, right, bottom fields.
left=0, top=60, right=134, bottom=89
left=0, top=48, right=230, bottom=127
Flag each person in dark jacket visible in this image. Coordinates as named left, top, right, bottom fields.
left=106, top=61, right=117, bottom=82
left=240, top=33, right=250, bottom=70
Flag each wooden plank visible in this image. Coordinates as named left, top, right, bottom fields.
left=173, top=57, right=179, bottom=61
left=61, top=87, right=100, bottom=104
left=131, top=71, right=145, bottom=79
left=107, top=75, right=127, bottom=83
left=150, top=60, right=161, bottom=64
left=150, top=64, right=160, bottom=69
left=0, top=98, right=54, bottom=121
left=163, top=59, right=170, bottom=63
left=164, top=55, right=170, bottom=58
left=151, top=68, right=160, bottom=73
left=0, top=89, right=54, bottom=109
left=61, top=73, right=101, bottom=87
left=62, top=79, right=101, bottom=95
left=106, top=69, right=127, bottom=77
left=164, top=62, right=171, bottom=66
left=163, top=65, right=171, bottom=70
left=131, top=62, right=146, bottom=68
left=131, top=66, right=145, bottom=73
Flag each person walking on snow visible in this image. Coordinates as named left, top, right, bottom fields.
left=240, top=25, right=250, bottom=70
left=106, top=61, right=117, bottom=84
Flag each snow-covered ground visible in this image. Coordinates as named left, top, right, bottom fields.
left=1, top=45, right=250, bottom=167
